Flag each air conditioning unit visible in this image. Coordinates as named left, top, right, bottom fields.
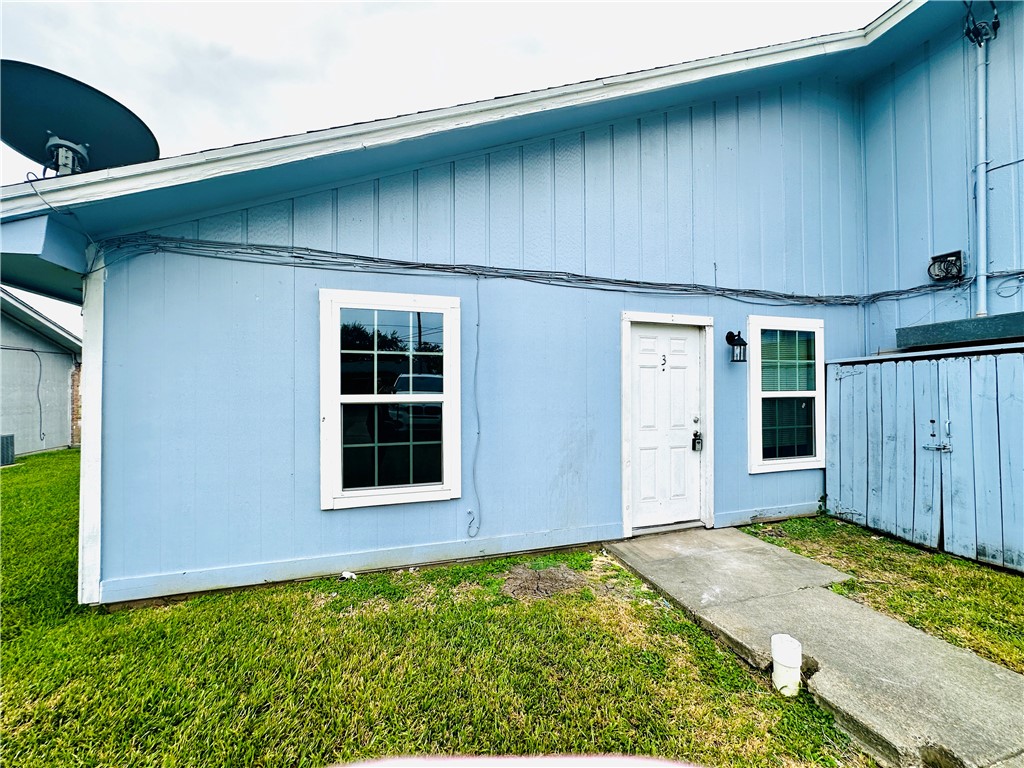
left=1, top=435, right=14, bottom=466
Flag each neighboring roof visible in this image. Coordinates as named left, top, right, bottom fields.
left=0, top=0, right=961, bottom=240
left=0, top=286, right=82, bottom=354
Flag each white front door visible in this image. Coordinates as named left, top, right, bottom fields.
left=629, top=322, right=703, bottom=529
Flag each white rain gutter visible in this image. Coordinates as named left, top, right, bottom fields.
left=975, top=39, right=990, bottom=317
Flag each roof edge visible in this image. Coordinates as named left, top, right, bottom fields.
left=0, top=1, right=919, bottom=221
left=0, top=286, right=82, bottom=352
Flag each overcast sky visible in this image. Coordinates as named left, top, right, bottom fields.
left=1, top=0, right=893, bottom=326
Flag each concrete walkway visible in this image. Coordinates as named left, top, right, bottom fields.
left=606, top=528, right=1024, bottom=768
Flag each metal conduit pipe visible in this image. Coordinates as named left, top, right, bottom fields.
left=976, top=39, right=990, bottom=317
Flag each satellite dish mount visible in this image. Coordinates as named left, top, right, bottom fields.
left=46, top=134, right=90, bottom=175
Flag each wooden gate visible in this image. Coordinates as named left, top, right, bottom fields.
left=825, top=349, right=1023, bottom=572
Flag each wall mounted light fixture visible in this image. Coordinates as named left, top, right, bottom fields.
left=725, top=331, right=748, bottom=363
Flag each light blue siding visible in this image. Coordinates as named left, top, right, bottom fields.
left=553, top=135, right=585, bottom=274
left=90, top=9, right=1023, bottom=601
left=294, top=191, right=333, bottom=251
left=862, top=7, right=1023, bottom=350
left=99, top=240, right=864, bottom=598
left=146, top=78, right=867, bottom=294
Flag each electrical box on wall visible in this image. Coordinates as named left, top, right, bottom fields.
left=927, top=251, right=964, bottom=281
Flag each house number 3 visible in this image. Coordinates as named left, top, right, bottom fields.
left=661, top=354, right=667, bottom=371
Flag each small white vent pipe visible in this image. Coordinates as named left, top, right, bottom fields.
left=771, top=633, right=802, bottom=696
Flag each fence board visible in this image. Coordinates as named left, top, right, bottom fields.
left=849, top=369, right=868, bottom=525
left=878, top=362, right=899, bottom=535
left=941, top=357, right=977, bottom=560
left=912, top=360, right=941, bottom=548
left=838, top=367, right=857, bottom=521
left=998, top=354, right=1024, bottom=569
left=825, top=366, right=842, bottom=515
left=894, top=361, right=916, bottom=541
left=971, top=355, right=1003, bottom=566
left=866, top=364, right=886, bottom=530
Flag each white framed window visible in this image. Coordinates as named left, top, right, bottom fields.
left=747, top=315, right=825, bottom=474
left=320, top=289, right=461, bottom=510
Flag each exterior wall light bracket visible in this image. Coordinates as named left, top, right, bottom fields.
left=725, top=331, right=748, bottom=363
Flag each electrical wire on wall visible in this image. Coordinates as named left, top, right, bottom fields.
left=466, top=276, right=483, bottom=539
left=2, top=345, right=79, bottom=445
left=0, top=346, right=49, bottom=443
left=31, top=350, right=46, bottom=443
left=94, top=235, right=1024, bottom=308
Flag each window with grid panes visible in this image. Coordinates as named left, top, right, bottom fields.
left=320, top=290, right=461, bottom=510
left=747, top=316, right=825, bottom=473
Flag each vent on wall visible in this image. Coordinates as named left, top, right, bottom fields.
left=1, top=434, right=14, bottom=466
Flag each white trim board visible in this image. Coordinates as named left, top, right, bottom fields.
left=620, top=312, right=714, bottom=537
left=95, top=522, right=623, bottom=603
left=77, top=253, right=103, bottom=604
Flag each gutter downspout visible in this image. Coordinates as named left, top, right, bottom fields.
left=975, top=39, right=989, bottom=317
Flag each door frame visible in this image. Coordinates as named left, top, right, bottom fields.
left=620, top=311, right=715, bottom=537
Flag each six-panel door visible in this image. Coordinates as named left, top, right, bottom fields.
left=630, top=323, right=703, bottom=528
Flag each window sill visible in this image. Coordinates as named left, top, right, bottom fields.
left=322, top=484, right=460, bottom=511
left=748, top=456, right=825, bottom=474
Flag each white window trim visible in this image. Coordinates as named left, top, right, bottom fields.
left=320, top=289, right=461, bottom=510
left=747, top=315, right=825, bottom=474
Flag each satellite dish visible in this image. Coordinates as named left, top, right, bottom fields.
left=1, top=60, right=159, bottom=176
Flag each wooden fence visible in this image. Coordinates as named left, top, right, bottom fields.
left=825, top=349, right=1023, bottom=572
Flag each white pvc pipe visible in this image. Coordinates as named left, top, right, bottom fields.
left=771, top=633, right=802, bottom=696
left=976, top=40, right=989, bottom=317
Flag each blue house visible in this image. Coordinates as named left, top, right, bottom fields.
left=1, top=1, right=1020, bottom=604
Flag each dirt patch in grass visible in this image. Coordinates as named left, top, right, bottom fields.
left=501, top=564, right=588, bottom=599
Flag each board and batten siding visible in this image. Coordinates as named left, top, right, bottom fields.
left=825, top=351, right=1024, bottom=572
left=93, top=13, right=1024, bottom=600
left=861, top=7, right=1023, bottom=352
left=153, top=76, right=867, bottom=297
left=97, top=244, right=860, bottom=599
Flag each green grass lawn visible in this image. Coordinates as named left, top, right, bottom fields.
left=744, top=516, right=1024, bottom=675
left=2, top=450, right=871, bottom=768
